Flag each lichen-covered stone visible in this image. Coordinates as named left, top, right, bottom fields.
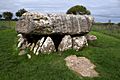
left=18, top=50, right=25, bottom=55
left=30, top=43, right=35, bottom=51
left=36, top=37, right=45, bottom=55
left=65, top=55, right=99, bottom=77
left=41, top=37, right=56, bottom=53
left=85, top=34, right=97, bottom=41
left=17, top=34, right=25, bottom=48
left=72, top=36, right=88, bottom=51
left=58, top=35, right=72, bottom=51
left=16, top=12, right=94, bottom=35
left=33, top=43, right=39, bottom=54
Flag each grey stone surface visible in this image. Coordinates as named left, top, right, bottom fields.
left=30, top=43, right=35, bottom=51
left=58, top=35, right=72, bottom=51
left=65, top=55, right=99, bottom=77
left=72, top=36, right=88, bottom=51
left=86, top=34, right=97, bottom=41
left=36, top=37, right=45, bottom=55
left=33, top=43, right=39, bottom=54
left=41, top=37, right=56, bottom=53
left=17, top=34, right=25, bottom=48
left=17, top=34, right=28, bottom=55
left=16, top=12, right=94, bottom=35
left=18, top=50, right=25, bottom=55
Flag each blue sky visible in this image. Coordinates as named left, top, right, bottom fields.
left=0, top=0, right=120, bottom=23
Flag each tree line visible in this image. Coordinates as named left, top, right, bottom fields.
left=0, top=9, right=27, bottom=21
left=0, top=5, right=91, bottom=21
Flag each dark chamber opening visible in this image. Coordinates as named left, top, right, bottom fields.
left=50, top=34, right=64, bottom=51
left=24, top=34, right=64, bottom=51
left=23, top=32, right=87, bottom=51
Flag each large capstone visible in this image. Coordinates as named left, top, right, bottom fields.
left=16, top=12, right=94, bottom=35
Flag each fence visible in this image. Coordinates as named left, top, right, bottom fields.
left=92, top=23, right=120, bottom=39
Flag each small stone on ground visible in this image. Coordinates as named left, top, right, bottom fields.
left=85, top=34, right=97, bottom=41
left=65, top=55, right=99, bottom=77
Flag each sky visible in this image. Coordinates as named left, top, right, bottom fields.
left=0, top=0, right=120, bottom=23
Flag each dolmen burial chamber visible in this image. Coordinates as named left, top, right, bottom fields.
left=16, top=12, right=94, bottom=55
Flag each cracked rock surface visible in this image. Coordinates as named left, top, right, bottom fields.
left=58, top=35, right=72, bottom=51
left=73, top=36, right=88, bottom=51
left=16, top=12, right=94, bottom=35
left=65, top=55, right=99, bottom=77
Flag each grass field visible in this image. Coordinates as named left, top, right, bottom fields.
left=92, top=24, right=120, bottom=39
left=0, top=21, right=120, bottom=80
left=0, top=21, right=16, bottom=30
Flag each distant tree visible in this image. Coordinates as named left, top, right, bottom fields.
left=66, top=5, right=91, bottom=15
left=13, top=18, right=18, bottom=21
left=2, top=12, right=13, bottom=27
left=0, top=14, right=2, bottom=19
left=118, top=23, right=120, bottom=26
left=2, top=12, right=13, bottom=20
left=16, top=9, right=27, bottom=17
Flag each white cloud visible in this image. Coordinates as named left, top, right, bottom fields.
left=0, top=0, right=120, bottom=22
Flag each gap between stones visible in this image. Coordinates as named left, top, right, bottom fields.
left=17, top=33, right=90, bottom=56
left=23, top=33, right=87, bottom=51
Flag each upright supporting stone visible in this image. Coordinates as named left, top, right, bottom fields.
left=30, top=43, right=35, bottom=51
left=17, top=34, right=23, bottom=38
left=17, top=34, right=25, bottom=48
left=36, top=37, right=45, bottom=55
left=33, top=41, right=39, bottom=54
left=58, top=35, right=72, bottom=51
left=27, top=43, right=31, bottom=48
left=17, top=34, right=27, bottom=55
left=72, top=36, right=88, bottom=51
left=41, top=37, right=56, bottom=53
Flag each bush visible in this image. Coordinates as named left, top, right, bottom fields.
left=16, top=9, right=27, bottom=17
left=66, top=5, right=91, bottom=15
left=118, top=23, right=120, bottom=26
left=94, top=22, right=114, bottom=25
left=13, top=18, right=18, bottom=21
left=2, top=12, right=13, bottom=20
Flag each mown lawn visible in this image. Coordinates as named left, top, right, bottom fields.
left=0, top=23, right=120, bottom=80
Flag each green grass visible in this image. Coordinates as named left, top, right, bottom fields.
left=0, top=22, right=120, bottom=80
left=92, top=25, right=120, bottom=39
left=0, top=21, right=16, bottom=30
